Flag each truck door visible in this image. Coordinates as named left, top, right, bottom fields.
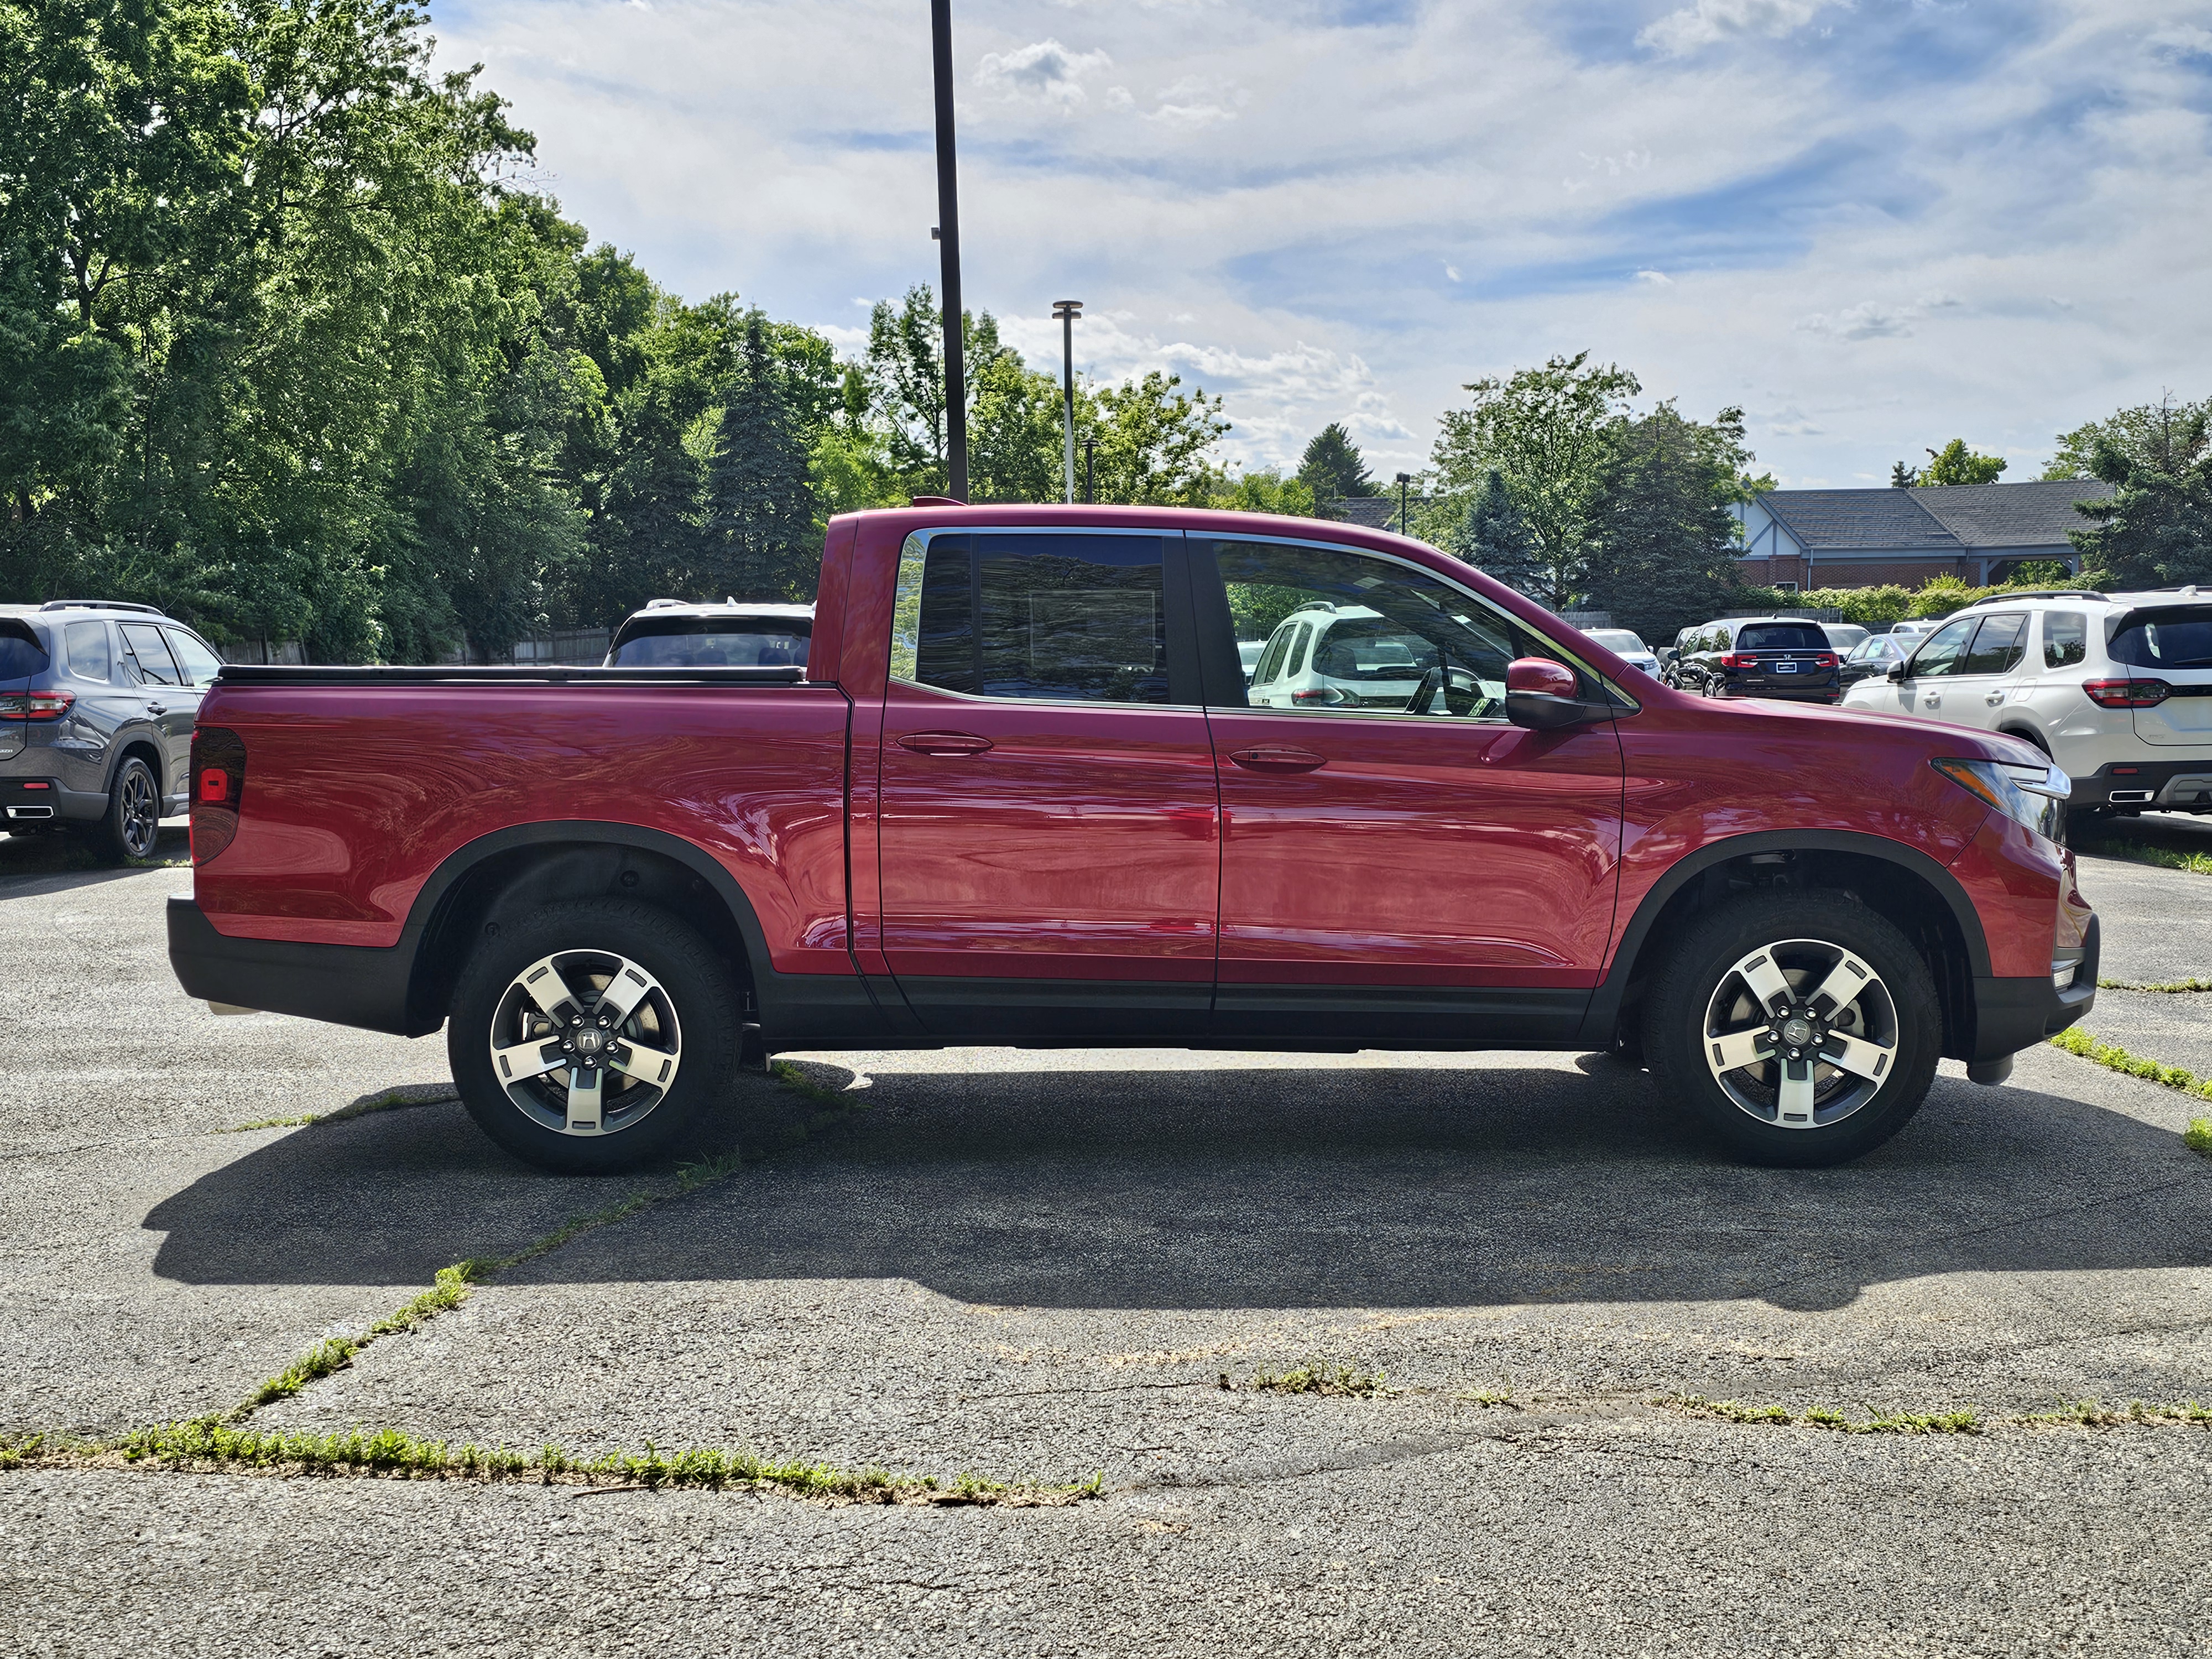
left=875, top=529, right=1219, bottom=1037
left=1188, top=534, right=1626, bottom=1046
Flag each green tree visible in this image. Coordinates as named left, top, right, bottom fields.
left=2044, top=395, right=2212, bottom=480
left=1890, top=460, right=1918, bottom=488
left=1448, top=469, right=1544, bottom=598
left=1297, top=422, right=1376, bottom=507
left=1084, top=371, right=1228, bottom=505
left=2069, top=407, right=2212, bottom=589
left=1581, top=404, right=1746, bottom=644
left=1430, top=352, right=1641, bottom=608
left=1210, top=468, right=1317, bottom=517
left=967, top=347, right=1065, bottom=504
left=1917, top=439, right=2007, bottom=487
left=701, top=312, right=816, bottom=601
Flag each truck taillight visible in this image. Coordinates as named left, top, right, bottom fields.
left=2083, top=678, right=2169, bottom=709
left=190, top=727, right=246, bottom=863
left=0, top=689, right=74, bottom=721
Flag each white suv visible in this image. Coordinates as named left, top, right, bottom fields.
left=1247, top=601, right=1506, bottom=713
left=1840, top=588, right=2212, bottom=817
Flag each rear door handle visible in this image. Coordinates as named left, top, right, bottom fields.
left=145, top=703, right=168, bottom=716
left=897, top=731, right=993, bottom=757
left=1228, top=745, right=1326, bottom=774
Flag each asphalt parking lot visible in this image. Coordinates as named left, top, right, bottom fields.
left=5, top=821, right=2212, bottom=1655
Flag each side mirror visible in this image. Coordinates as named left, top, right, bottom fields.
left=1505, top=657, right=1608, bottom=731
left=1887, top=661, right=1908, bottom=681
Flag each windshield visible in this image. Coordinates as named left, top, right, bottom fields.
left=1735, top=623, right=1829, bottom=651
left=2111, top=608, right=2212, bottom=670
left=1587, top=630, right=1648, bottom=654
left=611, top=619, right=811, bottom=667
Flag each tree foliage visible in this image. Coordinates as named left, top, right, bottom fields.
left=1580, top=404, right=1747, bottom=644
left=2070, top=405, right=2212, bottom=589
left=1917, top=439, right=2007, bottom=487
left=1447, top=469, right=1543, bottom=598
left=1297, top=422, right=1376, bottom=504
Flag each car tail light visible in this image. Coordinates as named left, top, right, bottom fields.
left=0, top=689, right=74, bottom=721
left=2083, top=678, right=2170, bottom=709
left=1719, top=652, right=1758, bottom=670
left=1291, top=687, right=1350, bottom=706
left=1813, top=653, right=1838, bottom=669
left=190, top=726, right=246, bottom=863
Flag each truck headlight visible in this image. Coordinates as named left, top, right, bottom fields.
left=1933, top=758, right=2070, bottom=844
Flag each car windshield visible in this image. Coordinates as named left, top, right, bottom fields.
left=2111, top=608, right=2212, bottom=670
left=611, top=619, right=811, bottom=667
left=1586, top=630, right=1648, bottom=654
left=1823, top=625, right=1869, bottom=650
left=1735, top=623, right=1829, bottom=651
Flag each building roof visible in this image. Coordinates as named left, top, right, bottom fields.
left=1322, top=496, right=1401, bottom=530
left=1906, top=479, right=2115, bottom=549
left=1757, top=489, right=1960, bottom=552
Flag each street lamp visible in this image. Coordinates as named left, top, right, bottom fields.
left=1395, top=472, right=1412, bottom=536
left=1052, top=299, right=1083, bottom=504
left=931, top=0, right=967, bottom=500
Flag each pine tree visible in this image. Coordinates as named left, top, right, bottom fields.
left=703, top=314, right=818, bottom=602
left=1449, top=469, right=1545, bottom=598
left=2070, top=406, right=2212, bottom=588
left=1890, top=461, right=1918, bottom=488
left=1582, top=410, right=1743, bottom=643
left=1297, top=422, right=1378, bottom=507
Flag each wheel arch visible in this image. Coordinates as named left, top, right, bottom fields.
left=398, top=822, right=772, bottom=1037
left=104, top=734, right=165, bottom=796
left=1585, top=830, right=1990, bottom=1061
left=1993, top=720, right=2052, bottom=756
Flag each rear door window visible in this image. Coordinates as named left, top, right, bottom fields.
left=165, top=629, right=225, bottom=685
left=64, top=622, right=112, bottom=682
left=118, top=623, right=181, bottom=686
left=2111, top=608, right=2212, bottom=670
left=1735, top=623, right=1829, bottom=651
left=1907, top=616, right=1979, bottom=678
left=2042, top=612, right=2088, bottom=669
left=1961, top=613, right=2027, bottom=676
left=892, top=531, right=1176, bottom=703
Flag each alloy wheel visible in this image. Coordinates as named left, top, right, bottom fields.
left=1701, top=937, right=1901, bottom=1130
left=119, top=768, right=159, bottom=858
left=487, top=948, right=683, bottom=1136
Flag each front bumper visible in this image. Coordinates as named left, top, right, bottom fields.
left=2071, top=759, right=2212, bottom=811
left=1966, top=915, right=2099, bottom=1062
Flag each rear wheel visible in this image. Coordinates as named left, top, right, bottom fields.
left=448, top=898, right=740, bottom=1173
left=1644, top=890, right=1940, bottom=1167
left=90, top=757, right=160, bottom=864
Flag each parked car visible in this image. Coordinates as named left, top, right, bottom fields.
left=1841, top=587, right=2212, bottom=818
left=1665, top=617, right=1843, bottom=702
left=603, top=600, right=812, bottom=668
left=1839, top=633, right=1909, bottom=687
left=1822, top=623, right=1871, bottom=655
left=1237, top=640, right=1265, bottom=684
left=171, top=505, right=2094, bottom=1175
left=1583, top=628, right=1661, bottom=677
left=1887, top=619, right=1942, bottom=645
left=0, top=601, right=223, bottom=862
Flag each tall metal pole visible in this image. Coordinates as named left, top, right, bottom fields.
left=931, top=0, right=967, bottom=501
left=1052, top=299, right=1082, bottom=504
left=1395, top=471, right=1412, bottom=536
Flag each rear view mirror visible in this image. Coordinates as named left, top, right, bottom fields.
left=1505, top=657, right=1609, bottom=731
left=1887, top=661, right=1908, bottom=681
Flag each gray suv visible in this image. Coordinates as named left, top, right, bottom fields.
left=0, top=601, right=223, bottom=862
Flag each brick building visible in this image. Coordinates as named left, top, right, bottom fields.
left=1733, top=479, right=2115, bottom=589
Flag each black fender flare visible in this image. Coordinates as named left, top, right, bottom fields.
left=1576, top=828, right=1992, bottom=1046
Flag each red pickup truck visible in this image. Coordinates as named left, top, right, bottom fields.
left=170, top=505, right=2097, bottom=1171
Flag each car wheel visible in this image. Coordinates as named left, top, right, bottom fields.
left=91, top=756, right=161, bottom=864
left=447, top=898, right=740, bottom=1173
left=1642, top=890, right=1940, bottom=1167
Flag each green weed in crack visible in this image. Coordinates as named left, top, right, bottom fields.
left=2050, top=1027, right=2212, bottom=1107
left=1665, top=1395, right=1982, bottom=1434
left=226, top=1090, right=458, bottom=1134
left=1234, top=1362, right=1392, bottom=1399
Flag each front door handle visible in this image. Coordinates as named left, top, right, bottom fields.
left=897, top=731, right=993, bottom=757
left=145, top=703, right=168, bottom=716
left=1228, top=745, right=1326, bottom=774
left=1984, top=691, right=2006, bottom=706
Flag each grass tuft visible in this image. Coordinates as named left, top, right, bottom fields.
left=238, top=1266, right=476, bottom=1413
left=1242, top=1361, right=1391, bottom=1399
left=1666, top=1395, right=1982, bottom=1434
left=2099, top=976, right=2212, bottom=994
left=2076, top=832, right=2212, bottom=878
left=2049, top=1027, right=2212, bottom=1105
left=225, top=1089, right=457, bottom=1135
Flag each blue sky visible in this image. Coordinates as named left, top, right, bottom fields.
left=430, top=0, right=2212, bottom=485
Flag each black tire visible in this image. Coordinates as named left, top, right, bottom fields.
left=447, top=898, right=741, bottom=1173
left=91, top=756, right=161, bottom=864
left=1642, top=890, right=1941, bottom=1167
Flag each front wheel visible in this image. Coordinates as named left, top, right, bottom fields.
left=1643, top=890, right=1941, bottom=1167
left=448, top=898, right=741, bottom=1173
left=90, top=756, right=161, bottom=864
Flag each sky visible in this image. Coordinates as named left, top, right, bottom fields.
left=426, top=0, right=2212, bottom=487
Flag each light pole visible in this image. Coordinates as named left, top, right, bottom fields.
left=1082, top=435, right=1098, bottom=503
left=930, top=0, right=967, bottom=501
left=1052, top=299, right=1082, bottom=504
left=1395, top=472, right=1412, bottom=537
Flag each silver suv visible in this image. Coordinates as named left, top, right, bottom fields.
left=0, top=601, right=223, bottom=861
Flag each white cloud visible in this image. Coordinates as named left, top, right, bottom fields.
left=1634, top=269, right=1673, bottom=285
left=1444, top=264, right=1462, bottom=281
left=975, top=39, right=1112, bottom=109
left=1146, top=75, right=1247, bottom=128
left=1640, top=0, right=1830, bottom=57
left=1916, top=290, right=1964, bottom=309
left=1796, top=301, right=1916, bottom=340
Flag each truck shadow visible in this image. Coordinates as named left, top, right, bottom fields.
left=144, top=1058, right=2212, bottom=1312
left=0, top=824, right=189, bottom=894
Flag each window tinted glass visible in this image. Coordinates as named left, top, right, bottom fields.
left=611, top=620, right=810, bottom=667
left=166, top=629, right=224, bottom=684
left=1907, top=616, right=1978, bottom=678
left=1286, top=620, right=1314, bottom=676
left=1587, top=630, right=1646, bottom=653
left=1961, top=613, right=2027, bottom=676
left=64, top=622, right=112, bottom=682
left=0, top=624, right=48, bottom=681
left=899, top=532, right=1171, bottom=703
left=2043, top=612, right=2087, bottom=669
left=1253, top=626, right=1291, bottom=687
left=1203, top=538, right=1575, bottom=718
left=1735, top=623, right=1829, bottom=651
left=2111, top=608, right=2212, bottom=670
left=118, top=622, right=180, bottom=686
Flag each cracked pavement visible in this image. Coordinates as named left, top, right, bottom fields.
left=4, top=819, right=2212, bottom=1655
